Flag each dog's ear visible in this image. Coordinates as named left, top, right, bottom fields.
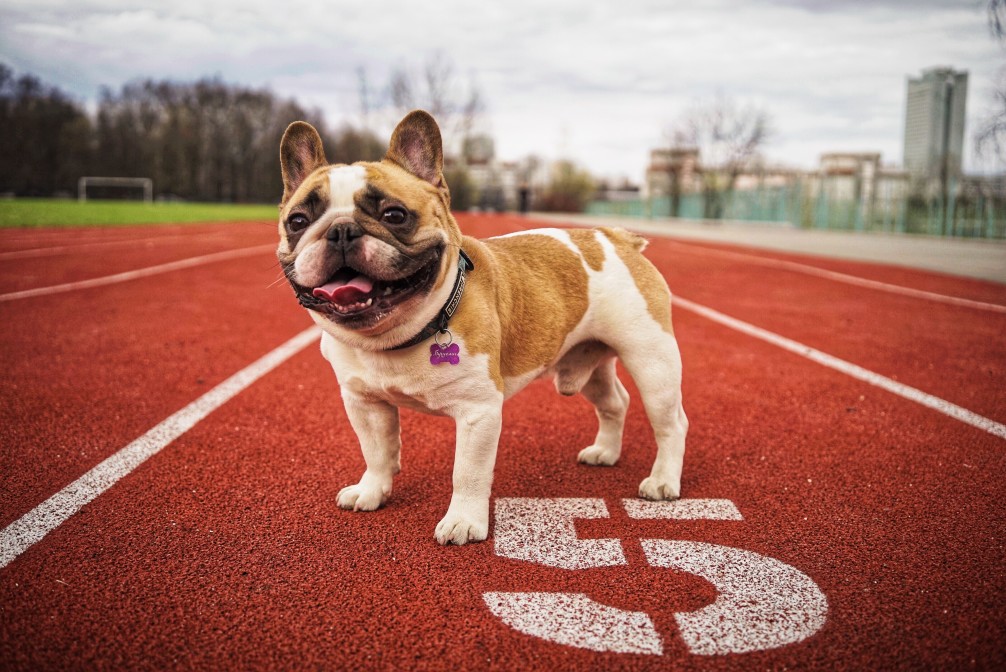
left=385, top=110, right=446, bottom=190
left=280, top=121, right=328, bottom=202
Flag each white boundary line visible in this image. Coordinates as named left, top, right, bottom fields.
left=667, top=241, right=1006, bottom=314
left=0, top=244, right=275, bottom=302
left=623, top=498, right=743, bottom=520
left=673, top=296, right=1006, bottom=440
left=3, top=295, right=1001, bottom=571
left=0, top=231, right=234, bottom=261
left=0, top=326, right=321, bottom=569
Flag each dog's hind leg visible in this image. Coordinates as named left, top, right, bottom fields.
left=617, top=330, right=689, bottom=500
left=576, top=356, right=630, bottom=466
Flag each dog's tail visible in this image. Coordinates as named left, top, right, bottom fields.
left=600, top=227, right=649, bottom=253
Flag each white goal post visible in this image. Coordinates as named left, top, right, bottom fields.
left=78, top=177, right=153, bottom=203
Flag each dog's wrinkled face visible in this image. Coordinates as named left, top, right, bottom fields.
left=277, top=112, right=459, bottom=337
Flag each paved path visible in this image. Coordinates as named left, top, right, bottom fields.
left=533, top=213, right=1006, bottom=284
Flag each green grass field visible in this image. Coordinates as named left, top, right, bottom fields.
left=0, top=199, right=278, bottom=227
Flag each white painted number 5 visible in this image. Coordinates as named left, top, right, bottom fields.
left=483, top=497, right=828, bottom=656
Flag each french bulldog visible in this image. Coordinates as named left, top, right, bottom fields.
left=277, top=110, right=688, bottom=545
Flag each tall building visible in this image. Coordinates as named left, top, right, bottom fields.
left=902, top=67, right=968, bottom=195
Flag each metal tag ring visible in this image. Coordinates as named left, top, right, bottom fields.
left=435, top=329, right=453, bottom=348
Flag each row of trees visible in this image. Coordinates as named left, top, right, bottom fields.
left=0, top=65, right=92, bottom=199
left=0, top=60, right=776, bottom=215
left=0, top=58, right=603, bottom=212
left=0, top=64, right=390, bottom=202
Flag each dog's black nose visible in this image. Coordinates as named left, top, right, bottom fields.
left=326, top=220, right=364, bottom=246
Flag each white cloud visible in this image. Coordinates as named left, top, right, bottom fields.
left=1, top=0, right=1002, bottom=179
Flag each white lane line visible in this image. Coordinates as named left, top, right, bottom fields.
left=0, top=244, right=275, bottom=302
left=642, top=540, right=828, bottom=655
left=483, top=592, right=664, bottom=655
left=0, top=232, right=234, bottom=261
left=494, top=498, right=626, bottom=570
left=673, top=296, right=1006, bottom=440
left=623, top=498, right=743, bottom=520
left=668, top=241, right=1006, bottom=314
left=0, top=326, right=321, bottom=570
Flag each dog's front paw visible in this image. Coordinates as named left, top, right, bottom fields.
left=577, top=444, right=620, bottom=466
left=638, top=476, right=680, bottom=501
left=434, top=510, right=488, bottom=546
left=337, top=483, right=387, bottom=511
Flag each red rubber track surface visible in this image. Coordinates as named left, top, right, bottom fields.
left=1, top=214, right=1004, bottom=670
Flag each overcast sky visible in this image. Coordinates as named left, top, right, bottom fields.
left=2, top=0, right=1003, bottom=180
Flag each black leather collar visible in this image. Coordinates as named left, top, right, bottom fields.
left=386, top=249, right=474, bottom=351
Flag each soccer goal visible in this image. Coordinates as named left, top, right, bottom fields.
left=77, top=177, right=153, bottom=203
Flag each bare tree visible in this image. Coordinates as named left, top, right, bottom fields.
left=975, top=1, right=1006, bottom=163
left=974, top=74, right=1006, bottom=164
left=669, top=95, right=772, bottom=219
left=386, top=51, right=484, bottom=157
left=357, top=66, right=372, bottom=129
left=989, top=0, right=1005, bottom=39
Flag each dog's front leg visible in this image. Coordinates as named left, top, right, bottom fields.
left=435, top=402, right=503, bottom=545
left=337, top=394, right=401, bottom=512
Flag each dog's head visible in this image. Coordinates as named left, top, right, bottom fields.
left=277, top=111, right=463, bottom=349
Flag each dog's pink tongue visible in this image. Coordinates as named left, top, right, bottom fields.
left=312, top=275, right=374, bottom=304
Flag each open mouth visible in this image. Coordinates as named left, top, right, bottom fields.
left=295, top=249, right=442, bottom=324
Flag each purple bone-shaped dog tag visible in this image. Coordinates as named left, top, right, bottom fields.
left=429, top=342, right=461, bottom=366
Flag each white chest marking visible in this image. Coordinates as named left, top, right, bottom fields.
left=328, top=165, right=367, bottom=215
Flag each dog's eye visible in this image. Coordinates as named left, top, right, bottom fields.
left=380, top=207, right=408, bottom=226
left=287, top=214, right=310, bottom=232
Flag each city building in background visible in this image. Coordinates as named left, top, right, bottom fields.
left=445, top=134, right=545, bottom=212
left=902, top=67, right=968, bottom=197
left=805, top=153, right=910, bottom=232
left=608, top=65, right=1002, bottom=238
left=643, top=148, right=701, bottom=200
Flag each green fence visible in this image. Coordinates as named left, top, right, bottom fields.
left=588, top=187, right=1006, bottom=239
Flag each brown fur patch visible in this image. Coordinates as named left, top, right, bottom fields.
left=601, top=228, right=673, bottom=333
left=364, top=162, right=460, bottom=295
left=280, top=121, right=328, bottom=203
left=450, top=233, right=592, bottom=391
left=384, top=111, right=447, bottom=191
left=282, top=169, right=333, bottom=213
left=567, top=229, right=605, bottom=271
left=277, top=167, right=334, bottom=256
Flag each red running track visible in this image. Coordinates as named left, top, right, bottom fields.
left=1, top=214, right=1004, bottom=670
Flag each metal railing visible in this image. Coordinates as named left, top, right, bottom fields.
left=588, top=187, right=1006, bottom=239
